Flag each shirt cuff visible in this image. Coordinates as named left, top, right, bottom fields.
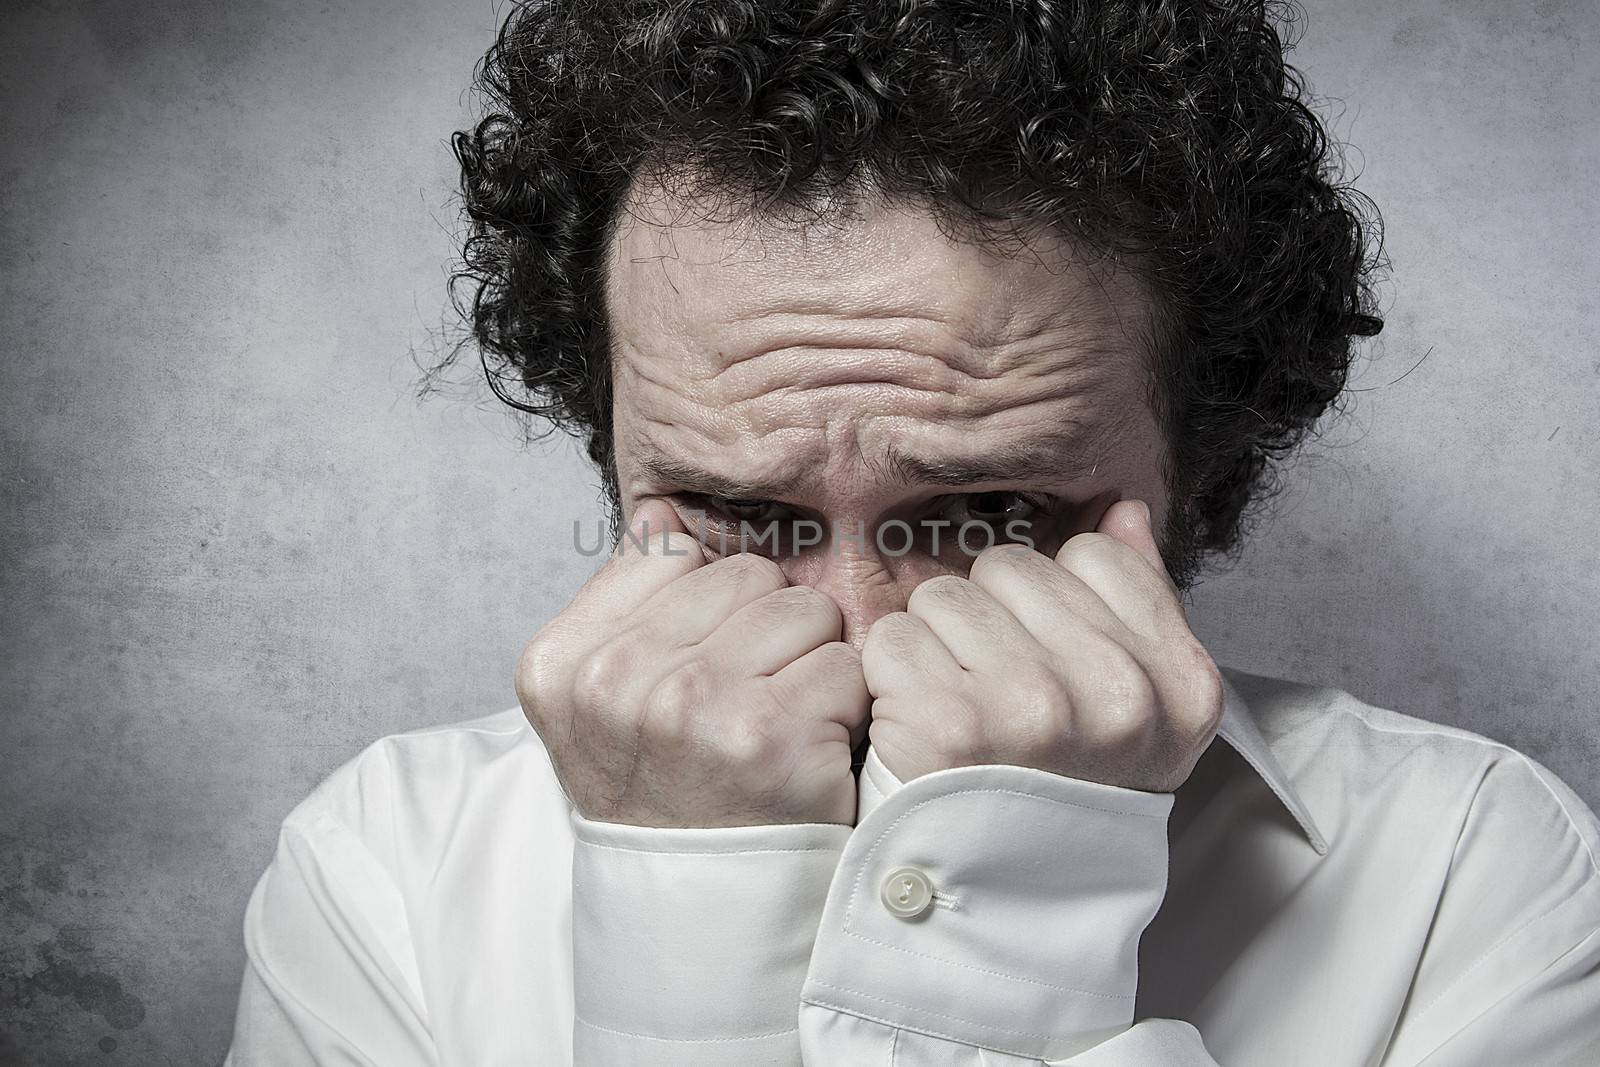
left=805, top=749, right=1175, bottom=1060
left=569, top=809, right=851, bottom=1061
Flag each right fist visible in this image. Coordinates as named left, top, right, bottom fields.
left=515, top=498, right=870, bottom=828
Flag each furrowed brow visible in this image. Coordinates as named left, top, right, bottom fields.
left=632, top=442, right=807, bottom=500
left=630, top=419, right=1120, bottom=502
left=881, top=426, right=1116, bottom=487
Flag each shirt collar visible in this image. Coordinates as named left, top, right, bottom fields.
left=1215, top=666, right=1329, bottom=855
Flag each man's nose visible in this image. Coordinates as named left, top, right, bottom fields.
left=795, top=552, right=913, bottom=652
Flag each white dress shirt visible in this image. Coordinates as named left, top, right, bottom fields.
left=224, top=665, right=1600, bottom=1065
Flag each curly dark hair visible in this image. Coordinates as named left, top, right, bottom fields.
left=443, top=0, right=1385, bottom=590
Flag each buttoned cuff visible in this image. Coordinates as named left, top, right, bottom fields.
left=569, top=809, right=851, bottom=1064
left=806, top=751, right=1174, bottom=1060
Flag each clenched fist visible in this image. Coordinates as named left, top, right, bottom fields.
left=862, top=499, right=1225, bottom=793
left=515, top=498, right=870, bottom=828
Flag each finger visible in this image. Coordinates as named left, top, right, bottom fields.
left=967, top=543, right=1137, bottom=651
left=699, top=583, right=843, bottom=676
left=1091, top=499, right=1180, bottom=599
left=971, top=537, right=1214, bottom=761
left=586, top=552, right=792, bottom=726
left=1099, top=499, right=1163, bottom=569
left=564, top=507, right=768, bottom=734
left=614, top=495, right=699, bottom=555
left=1058, top=512, right=1224, bottom=749
left=903, top=574, right=1034, bottom=672
left=1052, top=507, right=1186, bottom=644
left=860, top=610, right=961, bottom=699
left=570, top=498, right=706, bottom=623
left=770, top=641, right=872, bottom=750
left=630, top=550, right=793, bottom=651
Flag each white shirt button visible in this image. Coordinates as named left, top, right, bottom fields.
left=881, top=866, right=934, bottom=919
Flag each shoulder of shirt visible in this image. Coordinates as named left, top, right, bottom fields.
left=1223, top=664, right=1600, bottom=880
left=275, top=706, right=568, bottom=864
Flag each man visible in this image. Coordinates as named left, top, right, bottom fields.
left=226, top=1, right=1600, bottom=1063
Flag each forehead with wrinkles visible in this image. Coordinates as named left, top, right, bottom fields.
left=602, top=177, right=1165, bottom=491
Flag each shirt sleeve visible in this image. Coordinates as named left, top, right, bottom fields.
left=798, top=748, right=1224, bottom=1065
left=568, top=810, right=852, bottom=1065
left=224, top=797, right=440, bottom=1067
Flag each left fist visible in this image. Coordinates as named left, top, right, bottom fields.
left=861, top=499, right=1225, bottom=793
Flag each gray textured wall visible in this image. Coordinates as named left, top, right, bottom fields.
left=1, top=0, right=1595, bottom=1062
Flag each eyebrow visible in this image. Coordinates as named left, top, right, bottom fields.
left=633, top=446, right=809, bottom=500
left=632, top=423, right=1117, bottom=501
left=879, top=431, right=1112, bottom=487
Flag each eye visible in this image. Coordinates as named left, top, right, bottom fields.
left=674, top=494, right=800, bottom=556
left=715, top=498, right=783, bottom=523
left=946, top=490, right=1056, bottom=527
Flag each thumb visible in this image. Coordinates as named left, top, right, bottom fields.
left=1096, top=498, right=1170, bottom=583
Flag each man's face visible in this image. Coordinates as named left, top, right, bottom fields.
left=606, top=181, right=1171, bottom=649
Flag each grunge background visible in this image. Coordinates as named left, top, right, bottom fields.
left=2, top=0, right=1596, bottom=1061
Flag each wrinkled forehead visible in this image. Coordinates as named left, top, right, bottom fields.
left=601, top=173, right=1163, bottom=384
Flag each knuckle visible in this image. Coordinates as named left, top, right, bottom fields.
left=858, top=614, right=891, bottom=665
left=772, top=643, right=866, bottom=715
left=616, top=529, right=700, bottom=573
left=862, top=611, right=918, bottom=661
left=809, top=639, right=861, bottom=676
left=943, top=690, right=992, bottom=754
left=742, top=585, right=842, bottom=645
left=1055, top=531, right=1119, bottom=572
left=865, top=608, right=911, bottom=639
left=643, top=660, right=711, bottom=735
left=714, top=550, right=786, bottom=591
left=777, top=582, right=841, bottom=625
left=1089, top=646, right=1158, bottom=743
left=514, top=629, right=563, bottom=707
left=1099, top=640, right=1152, bottom=694
left=1095, top=707, right=1149, bottom=749
left=741, top=681, right=795, bottom=729
left=573, top=639, right=636, bottom=713
left=968, top=542, right=1032, bottom=584
left=1183, top=645, right=1227, bottom=733
left=907, top=573, right=970, bottom=613
left=660, top=530, right=704, bottom=559
left=720, top=720, right=780, bottom=769
left=1015, top=664, right=1072, bottom=727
